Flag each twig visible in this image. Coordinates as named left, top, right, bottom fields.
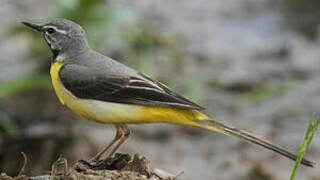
left=18, top=152, right=28, bottom=176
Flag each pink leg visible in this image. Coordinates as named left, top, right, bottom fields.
left=106, top=124, right=131, bottom=159
left=92, top=125, right=123, bottom=161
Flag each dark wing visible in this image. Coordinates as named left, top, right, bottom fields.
left=59, top=64, right=204, bottom=110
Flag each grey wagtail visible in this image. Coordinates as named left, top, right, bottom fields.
left=22, top=19, right=314, bottom=167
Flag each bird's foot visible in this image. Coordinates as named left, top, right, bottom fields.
left=76, top=153, right=131, bottom=171
left=89, top=156, right=102, bottom=164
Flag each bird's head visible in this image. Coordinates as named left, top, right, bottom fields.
left=22, top=18, right=89, bottom=60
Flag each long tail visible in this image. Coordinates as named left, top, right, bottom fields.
left=189, top=115, right=314, bottom=167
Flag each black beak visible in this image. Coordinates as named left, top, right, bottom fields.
left=22, top=21, right=43, bottom=32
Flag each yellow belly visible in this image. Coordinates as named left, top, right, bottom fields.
left=50, top=61, right=209, bottom=125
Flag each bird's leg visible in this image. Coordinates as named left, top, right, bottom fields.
left=91, top=125, right=123, bottom=162
left=105, top=124, right=131, bottom=159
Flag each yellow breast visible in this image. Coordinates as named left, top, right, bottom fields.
left=50, top=61, right=67, bottom=105
left=50, top=61, right=209, bottom=125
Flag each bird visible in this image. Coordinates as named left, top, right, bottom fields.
left=22, top=18, right=314, bottom=167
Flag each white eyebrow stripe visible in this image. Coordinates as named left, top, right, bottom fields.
left=43, top=25, right=67, bottom=34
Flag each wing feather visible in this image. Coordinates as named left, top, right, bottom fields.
left=59, top=64, right=204, bottom=110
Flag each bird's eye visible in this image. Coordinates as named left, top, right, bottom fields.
left=46, top=28, right=55, bottom=34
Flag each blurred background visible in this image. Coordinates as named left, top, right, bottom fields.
left=0, top=0, right=320, bottom=179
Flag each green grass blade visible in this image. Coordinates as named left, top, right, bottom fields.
left=290, top=113, right=320, bottom=180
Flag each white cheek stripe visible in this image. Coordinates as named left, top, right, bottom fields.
left=44, top=35, right=51, bottom=44
left=44, top=34, right=58, bottom=50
